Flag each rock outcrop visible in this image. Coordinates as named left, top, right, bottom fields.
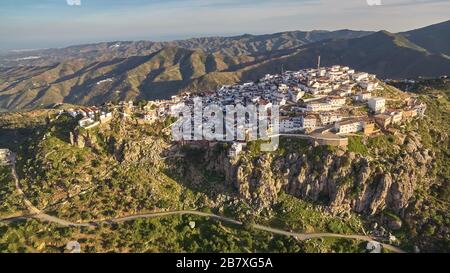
left=194, top=133, right=433, bottom=216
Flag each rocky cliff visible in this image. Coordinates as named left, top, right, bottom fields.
left=181, top=133, right=433, bottom=224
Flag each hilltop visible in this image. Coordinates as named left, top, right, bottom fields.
left=0, top=78, right=448, bottom=252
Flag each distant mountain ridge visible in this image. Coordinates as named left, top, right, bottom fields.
left=401, top=20, right=450, bottom=56
left=0, top=20, right=449, bottom=111
left=239, top=30, right=450, bottom=80
left=0, top=29, right=373, bottom=67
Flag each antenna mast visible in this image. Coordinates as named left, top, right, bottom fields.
left=317, top=55, right=321, bottom=71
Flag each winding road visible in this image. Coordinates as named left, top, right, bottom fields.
left=2, top=163, right=406, bottom=253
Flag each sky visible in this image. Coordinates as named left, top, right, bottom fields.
left=0, top=0, right=449, bottom=52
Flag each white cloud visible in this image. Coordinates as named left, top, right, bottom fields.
left=66, top=0, right=81, bottom=6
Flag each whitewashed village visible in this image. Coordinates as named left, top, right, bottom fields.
left=59, top=63, right=427, bottom=158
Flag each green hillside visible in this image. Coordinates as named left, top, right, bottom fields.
left=402, top=20, right=450, bottom=56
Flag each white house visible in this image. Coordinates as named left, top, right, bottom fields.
left=78, top=117, right=95, bottom=128
left=301, top=115, right=318, bottom=129
left=67, top=109, right=79, bottom=118
left=386, top=110, right=403, bottom=124
left=319, top=113, right=343, bottom=126
left=229, top=142, right=246, bottom=158
left=352, top=72, right=369, bottom=82
left=327, top=97, right=346, bottom=107
left=280, top=117, right=302, bottom=133
left=368, top=97, right=386, bottom=113
left=99, top=112, right=113, bottom=123
left=334, top=119, right=364, bottom=134
left=359, top=81, right=379, bottom=91
left=289, top=89, right=305, bottom=102
left=355, top=92, right=372, bottom=102
left=280, top=118, right=294, bottom=133
left=306, top=102, right=337, bottom=112
left=339, top=84, right=355, bottom=96
left=331, top=65, right=341, bottom=72
left=278, top=84, right=289, bottom=92
left=274, top=91, right=288, bottom=103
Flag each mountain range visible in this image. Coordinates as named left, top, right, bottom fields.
left=0, top=20, right=449, bottom=111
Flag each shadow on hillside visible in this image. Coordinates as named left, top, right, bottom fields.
left=0, top=126, right=46, bottom=151
left=161, top=143, right=239, bottom=205
left=140, top=80, right=189, bottom=100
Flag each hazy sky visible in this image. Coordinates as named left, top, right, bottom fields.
left=0, top=0, right=449, bottom=51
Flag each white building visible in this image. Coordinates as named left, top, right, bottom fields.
left=301, top=115, right=318, bottom=129
left=280, top=117, right=302, bottom=133
left=306, top=102, right=337, bottom=112
left=368, top=98, right=386, bottom=113
left=386, top=110, right=403, bottom=124
left=67, top=109, right=79, bottom=118
left=319, top=113, right=342, bottom=126
left=280, top=119, right=294, bottom=133
left=278, top=84, right=289, bottom=92
left=355, top=92, right=372, bottom=102
left=289, top=89, right=305, bottom=102
left=352, top=72, right=369, bottom=82
left=99, top=112, right=113, bottom=123
left=334, top=120, right=364, bottom=134
left=327, top=97, right=346, bottom=107
left=359, top=81, right=379, bottom=92
left=229, top=142, right=246, bottom=158
left=78, top=117, right=95, bottom=128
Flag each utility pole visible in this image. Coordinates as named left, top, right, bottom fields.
left=317, top=55, right=321, bottom=71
